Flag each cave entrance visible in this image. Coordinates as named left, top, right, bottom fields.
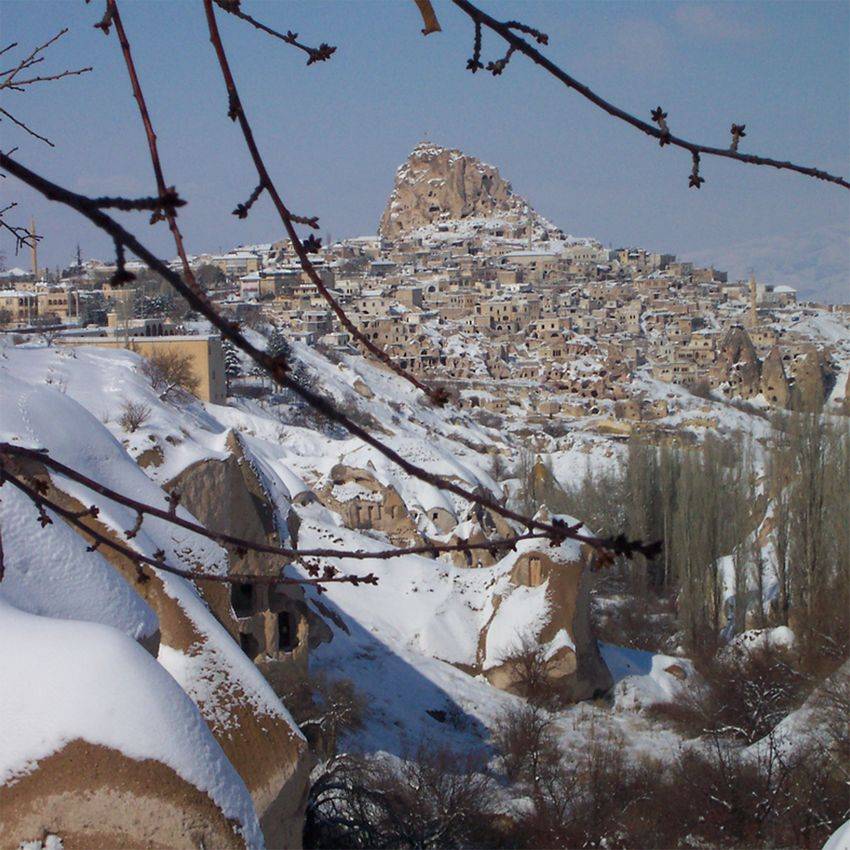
left=232, top=582, right=253, bottom=618
left=277, top=611, right=298, bottom=652
left=239, top=632, right=259, bottom=659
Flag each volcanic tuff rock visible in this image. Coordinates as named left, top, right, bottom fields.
left=378, top=142, right=562, bottom=241
left=761, top=346, right=790, bottom=408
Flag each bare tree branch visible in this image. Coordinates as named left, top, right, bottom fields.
left=0, top=200, right=40, bottom=252
left=97, top=0, right=206, bottom=296
left=212, top=0, right=336, bottom=65
left=0, top=442, right=548, bottom=563
left=202, top=0, right=448, bottom=404
left=0, top=461, right=376, bottom=590
left=0, top=28, right=92, bottom=148
left=450, top=0, right=850, bottom=190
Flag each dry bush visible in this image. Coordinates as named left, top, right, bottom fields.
left=498, top=634, right=560, bottom=707
left=664, top=735, right=848, bottom=849
left=647, top=645, right=806, bottom=743
left=470, top=408, right=502, bottom=430
left=305, top=745, right=498, bottom=849
left=118, top=399, right=151, bottom=433
left=140, top=348, right=200, bottom=400
left=281, top=670, right=364, bottom=761
left=492, top=701, right=560, bottom=786
left=502, top=721, right=847, bottom=850
left=540, top=419, right=571, bottom=438
left=686, top=378, right=713, bottom=399
left=431, top=381, right=459, bottom=405
left=508, top=728, right=671, bottom=849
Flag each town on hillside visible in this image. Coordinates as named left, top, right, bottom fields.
left=3, top=142, right=848, bottom=421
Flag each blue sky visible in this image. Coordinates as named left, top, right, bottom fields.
left=1, top=0, right=848, bottom=291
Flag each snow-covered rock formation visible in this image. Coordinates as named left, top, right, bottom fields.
left=378, top=142, right=563, bottom=242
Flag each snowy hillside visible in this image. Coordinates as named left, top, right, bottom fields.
left=2, top=327, right=845, bottom=847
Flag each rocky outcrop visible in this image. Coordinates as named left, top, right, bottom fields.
left=3, top=741, right=248, bottom=850
left=6, top=450, right=311, bottom=850
left=379, top=142, right=561, bottom=241
left=166, top=432, right=317, bottom=847
left=717, top=325, right=761, bottom=398
left=761, top=346, right=790, bottom=407
left=790, top=348, right=828, bottom=411
left=478, top=528, right=613, bottom=702
left=319, top=463, right=424, bottom=546
left=167, top=431, right=316, bottom=678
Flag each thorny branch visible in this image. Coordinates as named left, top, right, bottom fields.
left=0, top=28, right=92, bottom=148
left=201, top=0, right=449, bottom=405
left=96, top=0, right=206, bottom=296
left=451, top=0, right=850, bottom=190
left=0, top=153, right=660, bottom=563
left=0, top=443, right=551, bottom=564
left=212, top=0, right=336, bottom=65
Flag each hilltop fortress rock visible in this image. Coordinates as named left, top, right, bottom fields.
left=378, top=142, right=563, bottom=241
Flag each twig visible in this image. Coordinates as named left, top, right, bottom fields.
left=232, top=182, right=263, bottom=219
left=0, top=106, right=54, bottom=147
left=0, top=29, right=91, bottom=148
left=99, top=0, right=205, bottom=295
left=451, top=0, right=850, bottom=190
left=90, top=189, right=185, bottom=213
left=0, top=201, right=40, bottom=252
left=212, top=0, right=336, bottom=65
left=0, top=463, right=376, bottom=590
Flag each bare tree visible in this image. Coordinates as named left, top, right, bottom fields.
left=492, top=701, right=560, bottom=796
left=140, top=349, right=200, bottom=401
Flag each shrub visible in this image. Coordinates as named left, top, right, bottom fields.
left=647, top=644, right=806, bottom=743
left=687, top=378, right=713, bottom=399
left=305, top=745, right=497, bottom=849
left=119, top=399, right=151, bottom=433
left=281, top=671, right=364, bottom=761
left=492, top=701, right=560, bottom=786
left=497, top=633, right=560, bottom=707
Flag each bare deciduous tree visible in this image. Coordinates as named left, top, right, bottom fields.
left=140, top=348, right=200, bottom=401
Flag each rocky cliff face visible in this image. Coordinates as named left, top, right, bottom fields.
left=378, top=142, right=561, bottom=241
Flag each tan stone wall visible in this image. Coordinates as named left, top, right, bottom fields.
left=60, top=335, right=226, bottom=403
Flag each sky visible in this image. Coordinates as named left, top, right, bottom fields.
left=1, top=0, right=848, bottom=299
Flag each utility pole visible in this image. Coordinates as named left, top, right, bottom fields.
left=30, top=218, right=38, bottom=278
left=748, top=271, right=758, bottom=329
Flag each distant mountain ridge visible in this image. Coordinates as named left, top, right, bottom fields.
left=683, top=223, right=849, bottom=304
